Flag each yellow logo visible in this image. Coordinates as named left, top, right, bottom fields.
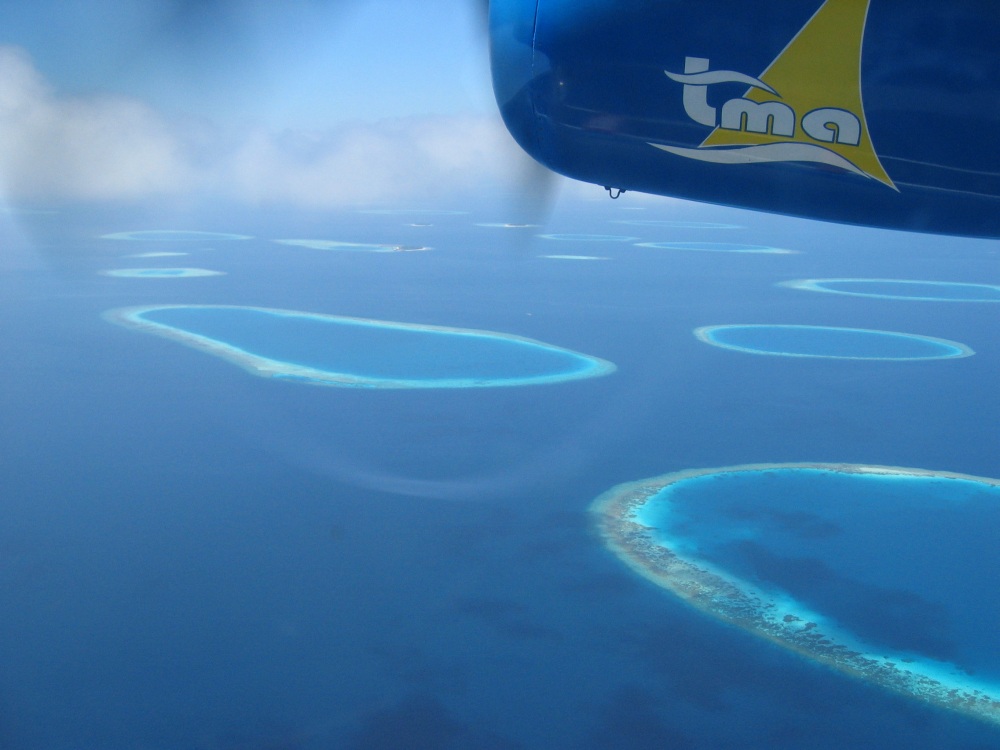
left=653, top=0, right=895, bottom=189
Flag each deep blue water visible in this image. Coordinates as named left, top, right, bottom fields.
left=1, top=198, right=999, bottom=749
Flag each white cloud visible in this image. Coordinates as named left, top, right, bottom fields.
left=222, top=116, right=527, bottom=207
left=0, top=45, right=544, bottom=207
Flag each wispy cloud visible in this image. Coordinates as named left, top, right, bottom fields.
left=0, top=45, right=538, bottom=207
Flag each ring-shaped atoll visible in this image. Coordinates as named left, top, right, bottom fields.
left=537, top=233, right=639, bottom=242
left=695, top=324, right=973, bottom=360
left=274, top=239, right=430, bottom=253
left=637, top=241, right=793, bottom=254
left=100, top=268, right=224, bottom=278
left=591, top=463, right=1000, bottom=726
left=357, top=209, right=467, bottom=216
left=101, top=230, right=251, bottom=241
left=540, top=255, right=609, bottom=261
left=612, top=220, right=742, bottom=229
left=475, top=223, right=540, bottom=228
left=780, top=279, right=1000, bottom=302
left=103, top=305, right=616, bottom=388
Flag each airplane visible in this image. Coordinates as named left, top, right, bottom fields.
left=488, top=0, right=1000, bottom=239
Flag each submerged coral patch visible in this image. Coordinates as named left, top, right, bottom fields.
left=781, top=279, right=1000, bottom=302
left=612, top=220, right=742, bottom=229
left=695, top=324, right=973, bottom=360
left=274, top=240, right=430, bottom=253
left=100, top=268, right=224, bottom=278
left=103, top=305, right=615, bottom=389
left=357, top=209, right=467, bottom=216
left=102, top=230, right=251, bottom=241
left=475, top=223, right=540, bottom=228
left=637, top=242, right=792, bottom=254
left=540, top=255, right=609, bottom=261
left=538, top=234, right=638, bottom=242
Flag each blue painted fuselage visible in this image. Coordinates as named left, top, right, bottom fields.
left=491, top=0, right=1000, bottom=237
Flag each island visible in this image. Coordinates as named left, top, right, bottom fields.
left=591, top=463, right=1000, bottom=726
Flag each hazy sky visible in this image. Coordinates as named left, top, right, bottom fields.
left=0, top=0, right=536, bottom=207
left=0, top=0, right=494, bottom=126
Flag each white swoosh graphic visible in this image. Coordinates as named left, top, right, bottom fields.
left=649, top=142, right=868, bottom=177
left=664, top=69, right=778, bottom=95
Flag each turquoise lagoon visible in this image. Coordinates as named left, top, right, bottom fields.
left=696, top=324, right=973, bottom=360
left=782, top=279, right=1000, bottom=302
left=104, top=306, right=616, bottom=388
left=592, top=464, right=1000, bottom=725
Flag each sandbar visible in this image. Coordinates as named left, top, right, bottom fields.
left=591, top=463, right=1000, bottom=726
left=103, top=305, right=616, bottom=389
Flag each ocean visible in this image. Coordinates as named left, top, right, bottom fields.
left=1, top=196, right=998, bottom=748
